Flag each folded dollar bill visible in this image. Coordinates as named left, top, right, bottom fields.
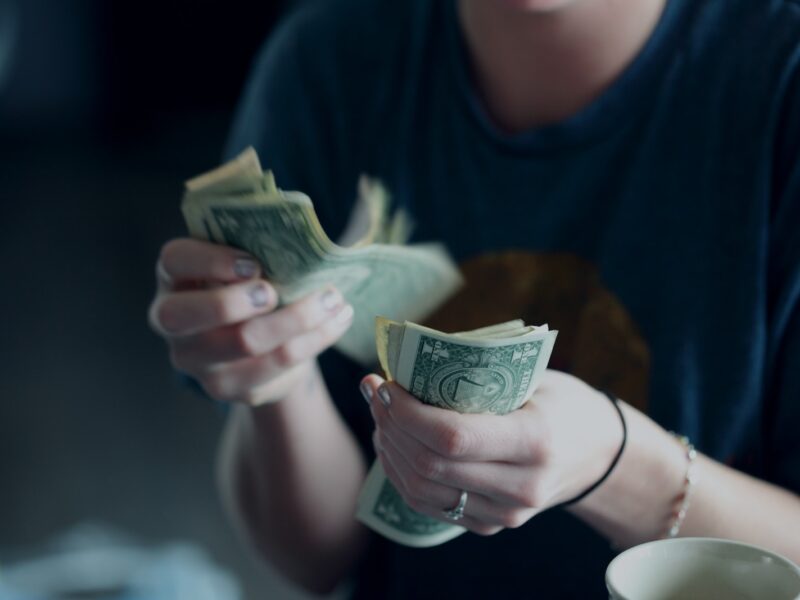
left=357, top=317, right=558, bottom=547
left=180, top=148, right=463, bottom=365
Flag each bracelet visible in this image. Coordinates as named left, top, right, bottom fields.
left=559, top=391, right=627, bottom=507
left=662, top=433, right=698, bottom=538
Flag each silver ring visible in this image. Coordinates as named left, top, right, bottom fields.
left=443, top=490, right=468, bottom=521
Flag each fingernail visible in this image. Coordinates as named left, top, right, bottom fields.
left=377, top=384, right=391, bottom=408
left=247, top=283, right=272, bottom=308
left=234, top=258, right=259, bottom=279
left=360, top=381, right=373, bottom=404
left=320, top=289, right=342, bottom=312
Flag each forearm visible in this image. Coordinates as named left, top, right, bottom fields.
left=679, top=454, right=800, bottom=560
left=570, top=402, right=800, bottom=562
left=217, top=363, right=368, bottom=594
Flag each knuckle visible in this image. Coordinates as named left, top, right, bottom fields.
left=541, top=437, right=554, bottom=467
left=515, top=481, right=542, bottom=509
left=534, top=433, right=552, bottom=466
left=233, top=322, right=263, bottom=357
left=435, top=424, right=472, bottom=459
left=201, top=372, right=235, bottom=401
left=523, top=435, right=542, bottom=464
left=271, top=343, right=297, bottom=369
left=413, top=451, right=444, bottom=481
left=472, top=524, right=502, bottom=537
left=500, top=510, right=529, bottom=529
left=286, top=302, right=316, bottom=332
left=285, top=337, right=314, bottom=364
left=207, top=294, right=235, bottom=325
left=528, top=415, right=553, bottom=465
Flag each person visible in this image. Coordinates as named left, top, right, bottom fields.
left=148, top=0, right=800, bottom=596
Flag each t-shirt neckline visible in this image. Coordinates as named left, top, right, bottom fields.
left=444, top=0, right=694, bottom=154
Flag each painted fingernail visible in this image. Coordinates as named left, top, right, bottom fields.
left=234, top=258, right=259, bottom=278
left=248, top=283, right=272, bottom=308
left=360, top=381, right=373, bottom=404
left=377, top=384, right=391, bottom=408
left=320, top=289, right=342, bottom=312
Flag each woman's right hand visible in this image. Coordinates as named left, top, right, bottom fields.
left=148, top=238, right=354, bottom=405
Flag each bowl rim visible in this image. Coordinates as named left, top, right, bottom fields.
left=605, top=537, right=800, bottom=600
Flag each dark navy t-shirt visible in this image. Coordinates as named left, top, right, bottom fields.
left=225, top=0, right=800, bottom=596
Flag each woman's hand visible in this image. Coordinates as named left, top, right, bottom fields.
left=148, top=238, right=354, bottom=405
left=362, top=369, right=624, bottom=535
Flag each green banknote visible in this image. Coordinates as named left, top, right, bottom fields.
left=180, top=148, right=462, bottom=365
left=357, top=318, right=557, bottom=547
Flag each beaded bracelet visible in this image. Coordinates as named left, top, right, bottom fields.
left=663, top=433, right=698, bottom=538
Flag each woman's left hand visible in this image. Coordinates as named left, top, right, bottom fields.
left=362, top=369, right=624, bottom=536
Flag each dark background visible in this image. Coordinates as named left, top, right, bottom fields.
left=0, top=0, right=318, bottom=597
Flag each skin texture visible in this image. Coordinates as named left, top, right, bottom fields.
left=495, top=0, right=582, bottom=12
left=458, top=0, right=668, bottom=130
left=365, top=371, right=623, bottom=536
left=149, top=239, right=367, bottom=593
left=364, top=375, right=800, bottom=561
left=149, top=0, right=800, bottom=593
left=149, top=238, right=355, bottom=405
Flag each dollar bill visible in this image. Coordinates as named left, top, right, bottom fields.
left=180, top=148, right=462, bottom=365
left=357, top=317, right=557, bottom=547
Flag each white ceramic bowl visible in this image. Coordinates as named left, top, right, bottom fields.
left=606, top=537, right=800, bottom=600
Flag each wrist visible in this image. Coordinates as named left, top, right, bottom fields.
left=245, top=362, right=323, bottom=430
left=558, top=391, right=627, bottom=508
left=247, top=360, right=318, bottom=408
left=567, top=403, right=687, bottom=547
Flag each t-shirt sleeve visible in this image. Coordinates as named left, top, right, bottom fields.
left=764, top=53, right=800, bottom=494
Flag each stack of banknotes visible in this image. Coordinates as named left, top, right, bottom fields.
left=356, top=317, right=557, bottom=547
left=181, top=148, right=463, bottom=365
left=181, top=150, right=558, bottom=547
